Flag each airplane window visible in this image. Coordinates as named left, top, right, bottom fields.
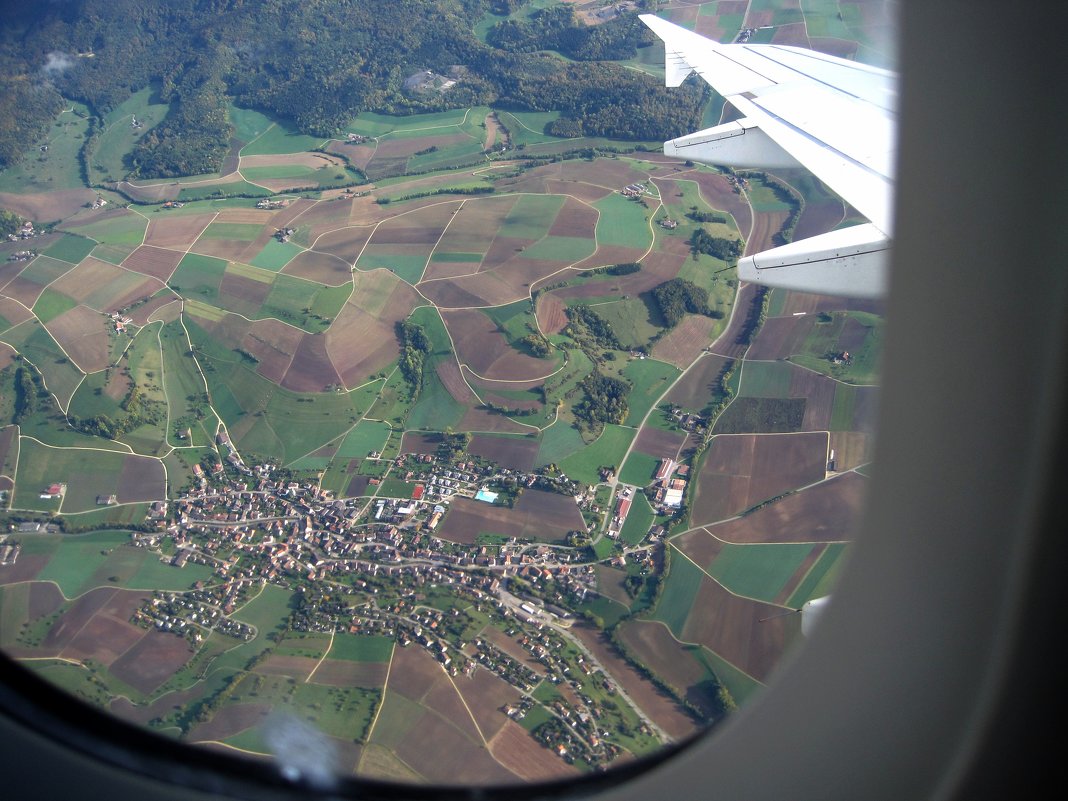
left=0, top=1, right=896, bottom=797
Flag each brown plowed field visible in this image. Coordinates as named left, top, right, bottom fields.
left=400, top=432, right=440, bottom=455
left=479, top=235, right=535, bottom=272
left=0, top=295, right=33, bottom=327
left=747, top=314, right=813, bottom=360
left=108, top=628, right=196, bottom=694
left=666, top=353, right=733, bottom=412
left=4, top=277, right=49, bottom=307
left=615, top=620, right=724, bottom=718
left=242, top=152, right=345, bottom=170
left=442, top=308, right=558, bottom=381
left=686, top=171, right=752, bottom=233
left=436, top=359, right=478, bottom=405
left=547, top=197, right=598, bottom=237
left=41, top=588, right=117, bottom=652
left=122, top=246, right=183, bottom=281
left=325, top=140, right=376, bottom=170
left=775, top=291, right=884, bottom=317
left=344, top=474, right=371, bottom=498
left=711, top=282, right=762, bottom=358
left=462, top=369, right=548, bottom=394
left=188, top=703, right=271, bottom=743
left=25, top=584, right=64, bottom=628
left=420, top=259, right=481, bottom=283
left=652, top=315, right=718, bottom=368
left=0, top=189, right=98, bottom=221
left=771, top=21, right=811, bottom=47
left=569, top=622, right=700, bottom=742
left=367, top=202, right=456, bottom=245
left=568, top=244, right=648, bottom=275
left=253, top=654, right=319, bottom=680
left=413, top=278, right=487, bottom=309
left=142, top=297, right=182, bottom=324
left=0, top=553, right=49, bottom=585
left=309, top=658, right=388, bottom=688
left=326, top=274, right=421, bottom=387
left=535, top=292, right=567, bottom=335
left=450, top=663, right=520, bottom=744
left=392, top=698, right=519, bottom=786
left=436, top=489, right=582, bottom=544
left=700, top=470, right=866, bottom=544
left=633, top=427, right=687, bottom=460
left=243, top=318, right=302, bottom=383
left=45, top=305, right=110, bottom=372
left=118, top=454, right=168, bottom=502
left=280, top=333, right=342, bottom=392
left=213, top=208, right=274, bottom=225
left=190, top=237, right=253, bottom=262
left=218, top=274, right=270, bottom=315
left=468, top=434, right=539, bottom=472
left=281, top=250, right=352, bottom=285
left=794, top=197, right=846, bottom=240
left=63, top=613, right=144, bottom=665
left=312, top=226, right=375, bottom=263
left=691, top=432, right=829, bottom=525
left=144, top=214, right=215, bottom=249
left=542, top=178, right=612, bottom=203
left=791, top=368, right=839, bottom=431
left=488, top=720, right=580, bottom=781
left=680, top=573, right=798, bottom=684
left=458, top=406, right=533, bottom=435
left=269, top=198, right=318, bottom=229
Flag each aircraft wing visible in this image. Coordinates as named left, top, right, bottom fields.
left=640, top=14, right=897, bottom=298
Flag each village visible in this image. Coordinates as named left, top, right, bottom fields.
left=107, top=440, right=687, bottom=766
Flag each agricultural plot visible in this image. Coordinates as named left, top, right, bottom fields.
left=436, top=488, right=583, bottom=544
left=558, top=424, right=635, bottom=486
left=690, top=432, right=829, bottom=525
left=10, top=438, right=165, bottom=514
left=0, top=104, right=92, bottom=193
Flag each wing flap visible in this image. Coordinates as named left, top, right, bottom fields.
left=738, top=223, right=889, bottom=299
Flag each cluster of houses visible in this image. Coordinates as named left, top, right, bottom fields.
left=7, top=250, right=35, bottom=262
left=620, top=182, right=646, bottom=198
left=7, top=220, right=38, bottom=241
left=255, top=197, right=289, bottom=209
left=131, top=587, right=255, bottom=643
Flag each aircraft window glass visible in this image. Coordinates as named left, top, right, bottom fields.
left=0, top=0, right=895, bottom=795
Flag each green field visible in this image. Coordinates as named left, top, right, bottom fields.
left=328, top=633, right=394, bottom=663
left=618, top=450, right=660, bottom=487
left=649, top=546, right=705, bottom=637
left=622, top=358, right=681, bottom=425
left=706, top=542, right=816, bottom=602
left=249, top=239, right=303, bottom=271
left=89, top=87, right=171, bottom=184
left=739, top=360, right=795, bottom=398
left=558, top=424, right=635, bottom=486
left=64, top=210, right=148, bottom=247
left=593, top=193, right=654, bottom=249
left=239, top=123, right=328, bottom=156
left=619, top=492, right=655, bottom=546
left=0, top=104, right=92, bottom=193
left=43, top=233, right=96, bottom=264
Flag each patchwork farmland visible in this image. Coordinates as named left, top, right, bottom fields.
left=0, top=0, right=887, bottom=785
